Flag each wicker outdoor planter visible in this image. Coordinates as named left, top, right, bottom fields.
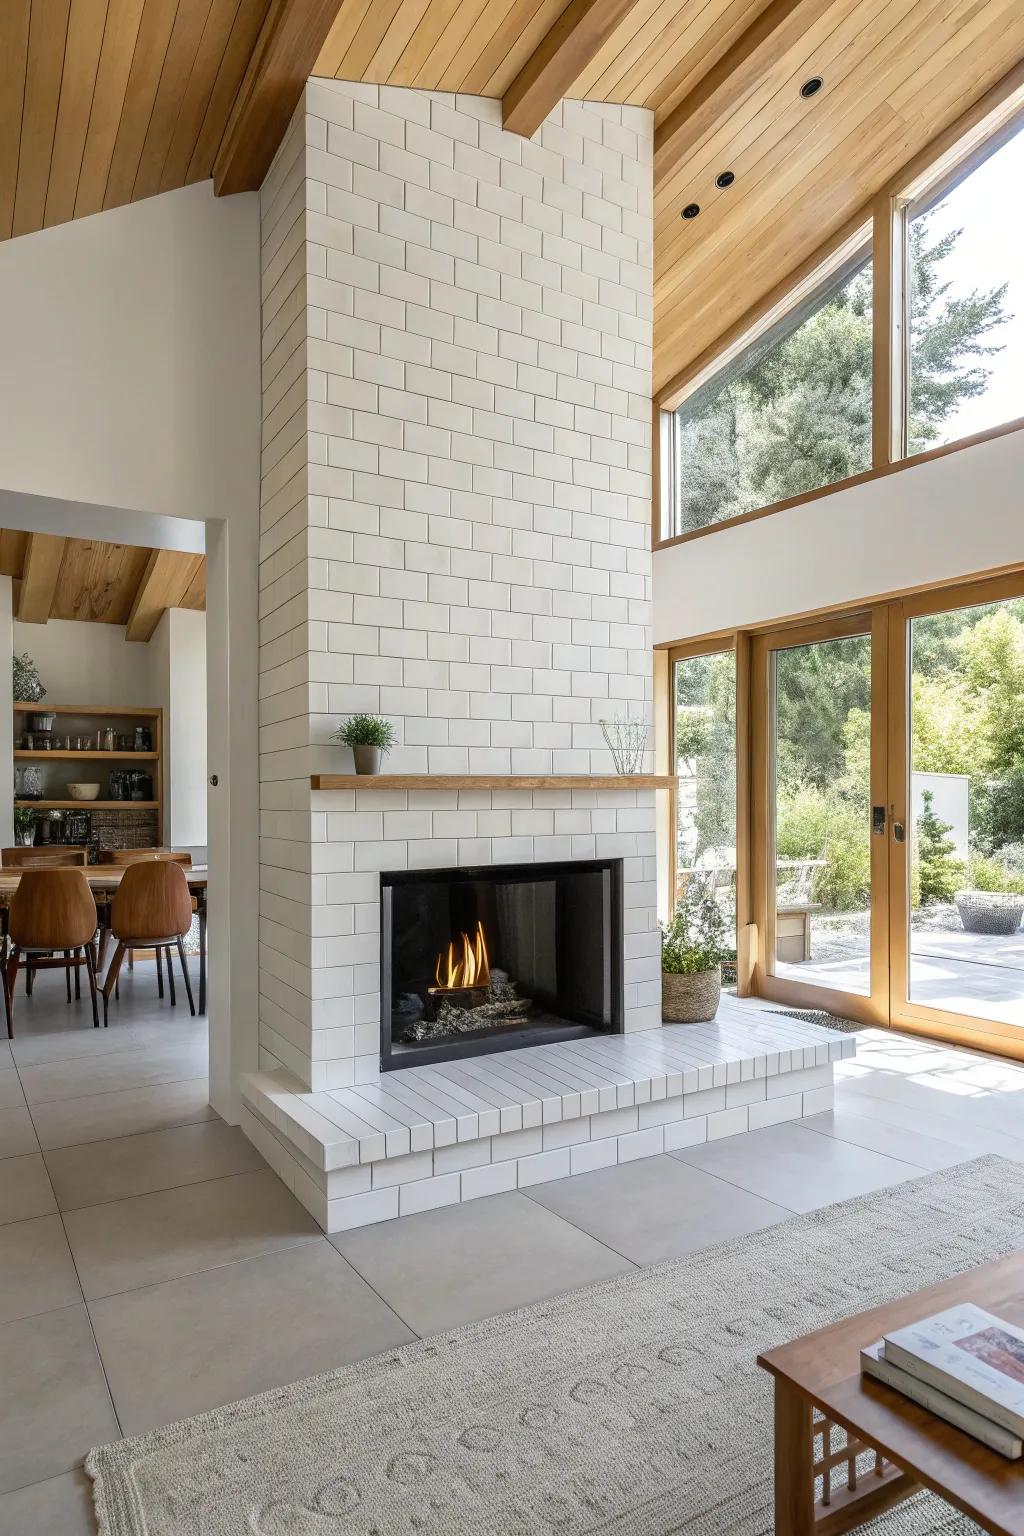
left=954, top=890, right=1024, bottom=936
left=662, top=965, right=721, bottom=1024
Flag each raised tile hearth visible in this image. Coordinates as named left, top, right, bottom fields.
left=241, top=1007, right=854, bottom=1232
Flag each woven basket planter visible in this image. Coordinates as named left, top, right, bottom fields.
left=954, top=890, right=1024, bottom=936
left=662, top=965, right=721, bottom=1024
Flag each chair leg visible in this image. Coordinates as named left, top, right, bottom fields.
left=25, top=962, right=33, bottom=997
left=64, top=951, right=72, bottom=1003
left=101, top=941, right=127, bottom=1028
left=155, top=946, right=164, bottom=999
left=97, top=925, right=110, bottom=971
left=2, top=947, right=16, bottom=1039
left=176, top=937, right=196, bottom=1017
left=165, top=946, right=177, bottom=1007
left=128, top=950, right=134, bottom=971
left=84, top=945, right=100, bottom=1030
left=75, top=949, right=81, bottom=1000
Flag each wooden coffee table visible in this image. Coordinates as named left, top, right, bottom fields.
left=758, top=1251, right=1024, bottom=1535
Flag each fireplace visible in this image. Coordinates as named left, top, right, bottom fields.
left=380, top=859, right=624, bottom=1070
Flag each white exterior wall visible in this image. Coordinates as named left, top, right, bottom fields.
left=258, top=81, right=657, bottom=1092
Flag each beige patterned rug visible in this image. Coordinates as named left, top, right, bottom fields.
left=87, top=1157, right=1024, bottom=1534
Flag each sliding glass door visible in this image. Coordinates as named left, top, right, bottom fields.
left=751, top=612, right=889, bottom=1023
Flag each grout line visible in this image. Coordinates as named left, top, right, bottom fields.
left=517, top=1183, right=642, bottom=1269
left=318, top=1236, right=424, bottom=1341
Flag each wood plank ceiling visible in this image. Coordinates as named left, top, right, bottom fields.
left=2, top=0, right=1024, bottom=394
left=0, top=532, right=205, bottom=638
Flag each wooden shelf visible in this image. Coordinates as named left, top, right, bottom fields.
left=311, top=774, right=677, bottom=790
left=14, top=703, right=161, bottom=717
left=15, top=751, right=159, bottom=761
left=15, top=800, right=159, bottom=811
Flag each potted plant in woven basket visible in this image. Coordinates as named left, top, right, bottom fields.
left=332, top=713, right=399, bottom=776
left=660, top=875, right=729, bottom=1024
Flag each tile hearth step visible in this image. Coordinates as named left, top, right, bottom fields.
left=243, top=1015, right=855, bottom=1174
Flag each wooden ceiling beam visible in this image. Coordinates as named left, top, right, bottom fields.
left=502, top=0, right=645, bottom=139
left=16, top=534, right=65, bottom=624
left=125, top=549, right=204, bottom=643
left=212, top=0, right=345, bottom=196
left=653, top=0, right=838, bottom=187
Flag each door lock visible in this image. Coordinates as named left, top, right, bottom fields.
left=872, top=805, right=886, bottom=836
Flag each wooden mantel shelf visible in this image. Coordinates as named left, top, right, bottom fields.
left=311, top=774, right=676, bottom=790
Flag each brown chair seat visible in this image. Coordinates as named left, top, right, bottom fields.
left=4, top=869, right=100, bottom=1035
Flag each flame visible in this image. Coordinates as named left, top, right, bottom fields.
left=434, top=920, right=490, bottom=990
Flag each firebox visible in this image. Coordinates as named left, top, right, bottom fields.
left=380, top=859, right=624, bottom=1071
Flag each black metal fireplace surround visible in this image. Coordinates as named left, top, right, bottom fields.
left=380, top=859, right=624, bottom=1071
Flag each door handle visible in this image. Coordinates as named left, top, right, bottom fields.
left=893, top=821, right=906, bottom=843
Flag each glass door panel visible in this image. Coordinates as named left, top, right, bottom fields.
left=905, top=595, right=1024, bottom=1027
left=673, top=650, right=737, bottom=964
left=770, top=630, right=873, bottom=997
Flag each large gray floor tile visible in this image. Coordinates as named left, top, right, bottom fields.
left=0, top=1072, right=24, bottom=1110
left=0, top=1107, right=38, bottom=1159
left=29, top=1077, right=215, bottom=1150
left=525, top=1154, right=790, bottom=1265
left=671, top=1121, right=926, bottom=1213
left=0, top=1042, right=10, bottom=1070
left=0, top=1153, right=57, bottom=1225
left=90, top=1240, right=413, bottom=1436
left=18, top=1037, right=209, bottom=1105
left=800, top=1107, right=969, bottom=1171
left=0, top=1469, right=96, bottom=1535
left=10, top=1013, right=205, bottom=1070
left=0, top=1215, right=83, bottom=1323
left=44, top=1119, right=265, bottom=1211
left=63, top=1167, right=321, bottom=1298
left=834, top=1080, right=1024, bottom=1160
left=333, top=1190, right=633, bottom=1336
left=0, top=1306, right=118, bottom=1495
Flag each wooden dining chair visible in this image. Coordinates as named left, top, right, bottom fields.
left=101, top=861, right=196, bottom=1025
left=3, top=869, right=100, bottom=1036
left=2, top=846, right=88, bottom=867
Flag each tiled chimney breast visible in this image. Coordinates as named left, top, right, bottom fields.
left=258, top=82, right=657, bottom=1092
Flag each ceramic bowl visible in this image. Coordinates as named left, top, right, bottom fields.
left=66, top=783, right=101, bottom=801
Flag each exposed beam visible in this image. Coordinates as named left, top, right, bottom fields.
left=125, top=549, right=204, bottom=643
left=17, top=534, right=65, bottom=624
left=212, top=0, right=345, bottom=196
left=502, top=0, right=644, bottom=139
left=653, top=0, right=837, bottom=187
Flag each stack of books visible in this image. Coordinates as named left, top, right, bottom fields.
left=861, top=1303, right=1024, bottom=1459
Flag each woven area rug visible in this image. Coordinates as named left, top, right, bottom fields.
left=87, top=1157, right=1024, bottom=1535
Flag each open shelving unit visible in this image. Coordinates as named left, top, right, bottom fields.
left=14, top=702, right=163, bottom=841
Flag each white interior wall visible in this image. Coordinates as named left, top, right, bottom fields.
left=0, top=579, right=12, bottom=846
left=12, top=618, right=157, bottom=707
left=0, top=180, right=261, bottom=1121
left=653, top=428, right=1024, bottom=643
left=152, top=608, right=208, bottom=851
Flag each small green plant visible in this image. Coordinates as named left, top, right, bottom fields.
left=12, top=806, right=36, bottom=836
left=12, top=652, right=45, bottom=703
left=331, top=714, right=398, bottom=752
left=916, top=789, right=965, bottom=904
left=660, top=876, right=729, bottom=975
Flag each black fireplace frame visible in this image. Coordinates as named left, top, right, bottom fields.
left=379, top=857, right=624, bottom=1073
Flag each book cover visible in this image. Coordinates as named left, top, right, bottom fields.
left=883, top=1303, right=1024, bottom=1438
left=861, top=1340, right=1023, bottom=1459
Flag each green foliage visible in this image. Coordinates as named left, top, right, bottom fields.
left=775, top=784, right=870, bottom=911
left=12, top=807, right=35, bottom=835
left=916, top=790, right=965, bottom=905
left=12, top=653, right=45, bottom=703
left=332, top=714, right=398, bottom=751
left=968, top=853, right=1024, bottom=896
left=675, top=650, right=736, bottom=860
left=661, top=877, right=729, bottom=974
left=675, top=216, right=1008, bottom=532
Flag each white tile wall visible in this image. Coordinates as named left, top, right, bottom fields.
left=258, top=82, right=655, bottom=1093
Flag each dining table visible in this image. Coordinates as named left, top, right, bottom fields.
left=0, top=864, right=209, bottom=1014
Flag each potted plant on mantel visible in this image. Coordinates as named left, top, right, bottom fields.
left=332, top=714, right=399, bottom=776
left=660, top=874, right=729, bottom=1024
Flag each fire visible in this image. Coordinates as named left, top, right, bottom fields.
left=434, top=920, right=491, bottom=991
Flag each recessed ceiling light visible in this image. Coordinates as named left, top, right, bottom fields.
left=800, top=76, right=823, bottom=98
left=681, top=202, right=700, bottom=219
left=715, top=171, right=735, bottom=189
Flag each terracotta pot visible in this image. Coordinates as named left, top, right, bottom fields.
left=352, top=743, right=382, bottom=775
left=662, top=965, right=721, bottom=1024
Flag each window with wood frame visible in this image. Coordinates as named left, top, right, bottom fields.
left=667, top=248, right=873, bottom=538
left=904, top=123, right=1024, bottom=457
